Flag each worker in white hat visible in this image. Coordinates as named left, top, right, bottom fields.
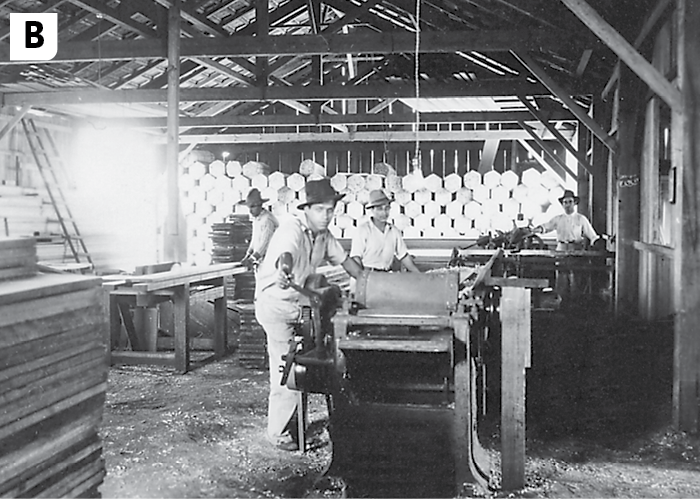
left=254, top=178, right=363, bottom=451
left=350, top=189, right=421, bottom=273
left=239, top=188, right=278, bottom=270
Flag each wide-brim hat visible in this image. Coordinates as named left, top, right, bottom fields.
left=238, top=188, right=269, bottom=206
left=298, top=178, right=345, bottom=209
left=365, top=189, right=392, bottom=208
left=558, top=189, right=580, bottom=204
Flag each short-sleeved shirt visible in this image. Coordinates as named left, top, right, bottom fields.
left=248, top=208, right=278, bottom=257
left=255, top=214, right=347, bottom=301
left=542, top=212, right=598, bottom=248
left=350, top=218, right=409, bottom=271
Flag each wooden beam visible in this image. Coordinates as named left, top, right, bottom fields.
left=673, top=0, right=700, bottom=433
left=512, top=50, right=617, bottom=152
left=500, top=286, right=529, bottom=491
left=0, top=104, right=31, bottom=142
left=165, top=0, right=184, bottom=262
left=517, top=122, right=577, bottom=181
left=89, top=109, right=576, bottom=128
left=1, top=80, right=562, bottom=106
left=518, top=95, right=594, bottom=175
left=65, top=0, right=157, bottom=38
left=601, top=0, right=673, bottom=100
left=478, top=139, right=500, bottom=173
left=516, top=139, right=567, bottom=187
left=174, top=129, right=571, bottom=144
left=0, top=29, right=571, bottom=64
left=614, top=64, right=642, bottom=316
left=560, top=0, right=682, bottom=111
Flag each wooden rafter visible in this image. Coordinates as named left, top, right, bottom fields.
left=3, top=80, right=557, bottom=106
left=560, top=0, right=681, bottom=111
left=0, top=29, right=569, bottom=64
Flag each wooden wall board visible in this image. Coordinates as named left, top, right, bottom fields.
left=0, top=288, right=102, bottom=330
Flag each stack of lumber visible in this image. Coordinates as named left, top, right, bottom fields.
left=231, top=302, right=268, bottom=369
left=0, top=237, right=37, bottom=281
left=0, top=238, right=107, bottom=498
left=210, top=217, right=252, bottom=299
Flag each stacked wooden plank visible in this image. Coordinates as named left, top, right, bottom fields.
left=231, top=302, right=268, bottom=369
left=0, top=238, right=107, bottom=498
left=210, top=218, right=252, bottom=299
left=0, top=237, right=37, bottom=281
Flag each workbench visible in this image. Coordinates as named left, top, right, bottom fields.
left=104, top=263, right=247, bottom=373
left=451, top=248, right=614, bottom=307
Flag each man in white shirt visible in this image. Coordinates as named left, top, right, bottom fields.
left=534, top=189, right=600, bottom=307
left=534, top=189, right=599, bottom=251
left=350, top=189, right=420, bottom=273
left=239, top=188, right=278, bottom=269
left=254, top=178, right=363, bottom=451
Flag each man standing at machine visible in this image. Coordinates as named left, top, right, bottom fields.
left=239, top=188, right=278, bottom=270
left=254, top=178, right=363, bottom=451
left=350, top=189, right=421, bottom=273
left=533, top=189, right=600, bottom=308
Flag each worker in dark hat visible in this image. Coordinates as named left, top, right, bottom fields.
left=239, top=188, right=278, bottom=270
left=350, top=189, right=421, bottom=273
left=533, top=189, right=600, bottom=308
left=533, top=189, right=599, bottom=251
left=254, top=177, right=362, bottom=451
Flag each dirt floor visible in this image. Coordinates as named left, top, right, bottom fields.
left=98, top=307, right=700, bottom=499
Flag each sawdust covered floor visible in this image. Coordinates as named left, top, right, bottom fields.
left=99, top=307, right=700, bottom=498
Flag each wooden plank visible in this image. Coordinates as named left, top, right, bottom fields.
left=129, top=262, right=242, bottom=291
left=0, top=346, right=107, bottom=394
left=0, top=368, right=106, bottom=434
left=0, top=237, right=35, bottom=250
left=110, top=351, right=176, bottom=366
left=0, top=334, right=103, bottom=387
left=0, top=354, right=105, bottom=413
left=0, top=411, right=101, bottom=487
left=500, top=286, right=530, bottom=490
left=0, top=381, right=106, bottom=442
left=0, top=288, right=102, bottom=331
left=0, top=272, right=101, bottom=306
left=34, top=453, right=104, bottom=498
left=1, top=439, right=100, bottom=497
left=0, top=301, right=103, bottom=351
left=478, top=139, right=500, bottom=173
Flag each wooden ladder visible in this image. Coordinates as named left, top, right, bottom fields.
left=21, top=118, right=93, bottom=267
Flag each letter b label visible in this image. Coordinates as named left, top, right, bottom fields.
left=10, top=13, right=57, bottom=61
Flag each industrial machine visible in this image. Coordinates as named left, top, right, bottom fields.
left=280, top=251, right=533, bottom=497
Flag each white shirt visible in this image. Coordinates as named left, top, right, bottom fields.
left=350, top=218, right=409, bottom=271
left=248, top=208, right=278, bottom=258
left=255, top=214, right=347, bottom=301
left=541, top=212, right=598, bottom=250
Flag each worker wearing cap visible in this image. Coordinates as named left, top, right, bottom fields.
left=533, top=189, right=600, bottom=308
left=239, top=188, right=278, bottom=270
left=350, top=189, right=421, bottom=273
left=254, top=177, right=363, bottom=451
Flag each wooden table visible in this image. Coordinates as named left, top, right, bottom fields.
left=104, top=263, right=247, bottom=374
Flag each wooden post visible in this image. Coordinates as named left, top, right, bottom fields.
left=614, top=65, right=643, bottom=316
left=173, top=283, right=190, bottom=374
left=592, top=95, right=612, bottom=235
left=164, top=0, right=185, bottom=263
left=673, top=0, right=700, bottom=432
left=500, top=286, right=530, bottom=491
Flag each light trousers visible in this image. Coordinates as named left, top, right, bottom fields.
left=254, top=291, right=301, bottom=442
